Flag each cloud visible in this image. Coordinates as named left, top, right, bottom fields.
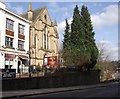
left=6, top=3, right=24, bottom=14
left=91, top=4, right=118, bottom=29
left=96, top=40, right=118, bottom=61
left=47, top=2, right=68, bottom=14
left=48, top=2, right=69, bottom=23
left=47, top=2, right=58, bottom=10
left=13, top=6, right=24, bottom=14
left=64, top=12, right=69, bottom=17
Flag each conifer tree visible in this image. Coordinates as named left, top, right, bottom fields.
left=63, top=19, right=70, bottom=49
left=68, top=5, right=88, bottom=68
left=81, top=5, right=99, bottom=70
left=62, top=19, right=70, bottom=65
left=70, top=5, right=83, bottom=46
left=62, top=5, right=99, bottom=70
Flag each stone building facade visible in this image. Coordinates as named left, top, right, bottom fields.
left=21, top=3, right=59, bottom=68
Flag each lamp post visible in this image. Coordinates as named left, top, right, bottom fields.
left=28, top=54, right=31, bottom=77
left=43, top=53, right=47, bottom=76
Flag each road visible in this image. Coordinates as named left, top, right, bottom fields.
left=20, top=82, right=119, bottom=98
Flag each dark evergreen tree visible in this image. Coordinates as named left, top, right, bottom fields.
left=70, top=5, right=83, bottom=46
left=62, top=19, right=70, bottom=65
left=62, top=5, right=99, bottom=70
left=81, top=5, right=94, bottom=41
left=63, top=19, right=70, bottom=49
left=81, top=5, right=99, bottom=70
left=67, top=5, right=88, bottom=68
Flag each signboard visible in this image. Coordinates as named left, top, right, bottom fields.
left=5, top=54, right=16, bottom=59
left=0, top=69, right=16, bottom=78
left=47, top=56, right=58, bottom=66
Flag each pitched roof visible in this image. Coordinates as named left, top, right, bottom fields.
left=20, top=7, right=46, bottom=21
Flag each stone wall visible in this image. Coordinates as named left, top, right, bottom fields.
left=2, top=70, right=100, bottom=91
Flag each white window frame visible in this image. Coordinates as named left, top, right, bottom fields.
left=6, top=18, right=14, bottom=31
left=5, top=36, right=13, bottom=48
left=18, top=23, right=25, bottom=35
left=18, top=40, right=24, bottom=50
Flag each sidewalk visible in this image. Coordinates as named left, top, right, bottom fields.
left=1, top=82, right=118, bottom=98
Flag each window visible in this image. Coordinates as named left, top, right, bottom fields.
left=5, top=36, right=13, bottom=48
left=47, top=33, right=49, bottom=49
left=6, top=18, right=14, bottom=31
left=18, top=40, right=24, bottom=50
left=5, top=59, right=13, bottom=69
left=44, top=15, right=47, bottom=21
left=18, top=24, right=25, bottom=34
left=44, top=30, right=47, bottom=49
left=34, top=34, right=37, bottom=48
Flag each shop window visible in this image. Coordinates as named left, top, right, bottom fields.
left=5, top=59, right=13, bottom=69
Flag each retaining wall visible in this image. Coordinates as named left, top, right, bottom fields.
left=2, top=70, right=100, bottom=91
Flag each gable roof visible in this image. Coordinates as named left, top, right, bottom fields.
left=20, top=7, right=46, bottom=21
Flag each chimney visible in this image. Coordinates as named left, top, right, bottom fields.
left=28, top=2, right=33, bottom=21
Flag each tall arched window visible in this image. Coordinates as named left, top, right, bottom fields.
left=43, top=27, right=47, bottom=49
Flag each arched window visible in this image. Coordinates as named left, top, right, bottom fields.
left=44, top=15, right=47, bottom=21
left=44, top=27, right=47, bottom=49
left=47, top=31, right=49, bottom=49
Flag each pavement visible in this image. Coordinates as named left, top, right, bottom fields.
left=1, top=81, right=119, bottom=99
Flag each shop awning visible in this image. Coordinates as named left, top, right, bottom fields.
left=5, top=54, right=16, bottom=59
left=19, top=55, right=28, bottom=60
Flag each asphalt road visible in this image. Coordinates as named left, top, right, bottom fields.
left=20, top=82, right=119, bottom=98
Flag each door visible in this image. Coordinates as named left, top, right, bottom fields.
left=18, top=61, right=21, bottom=73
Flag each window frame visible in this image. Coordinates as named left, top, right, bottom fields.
left=18, top=40, right=24, bottom=50
left=5, top=36, right=13, bottom=48
left=18, top=23, right=25, bottom=35
left=6, top=18, right=14, bottom=31
left=5, top=59, right=13, bottom=69
left=44, top=31, right=46, bottom=49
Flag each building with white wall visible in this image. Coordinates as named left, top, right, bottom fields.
left=0, top=2, right=30, bottom=73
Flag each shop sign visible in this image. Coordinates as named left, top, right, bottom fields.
left=47, top=56, right=58, bottom=66
left=5, top=54, right=16, bottom=59
left=0, top=69, right=16, bottom=78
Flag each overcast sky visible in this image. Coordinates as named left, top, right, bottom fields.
left=4, top=1, right=118, bottom=61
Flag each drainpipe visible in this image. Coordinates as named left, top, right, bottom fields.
left=29, top=26, right=31, bottom=77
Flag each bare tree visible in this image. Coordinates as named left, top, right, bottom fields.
left=96, top=42, right=116, bottom=81
left=97, top=42, right=111, bottom=62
